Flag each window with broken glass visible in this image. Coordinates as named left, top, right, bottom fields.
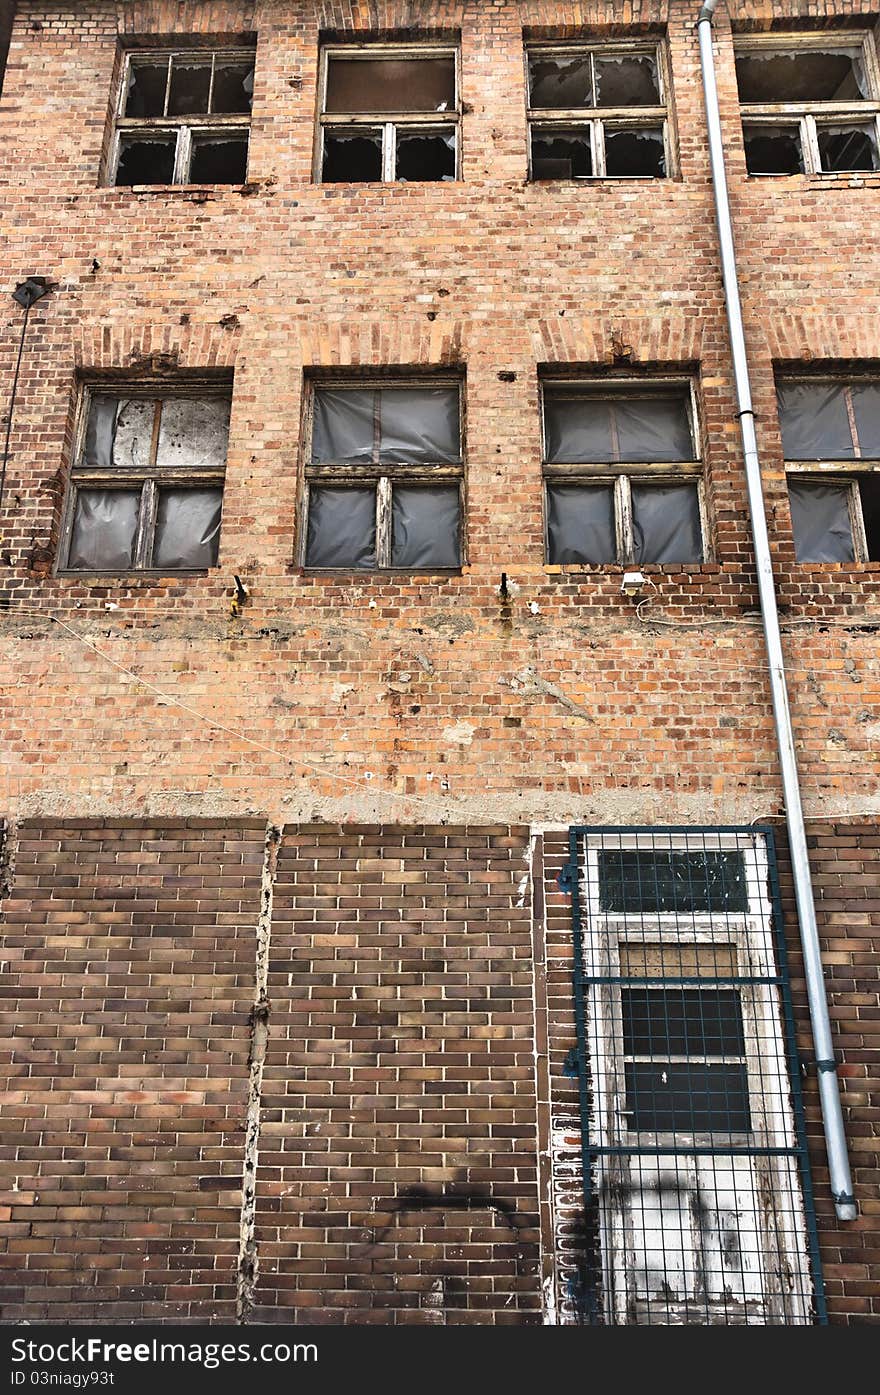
left=58, top=389, right=231, bottom=572
left=109, top=47, right=255, bottom=186
left=317, top=46, right=459, bottom=183
left=300, top=383, right=463, bottom=570
left=735, top=34, right=880, bottom=176
left=526, top=42, right=670, bottom=180
left=542, top=383, right=706, bottom=565
left=777, top=378, right=880, bottom=563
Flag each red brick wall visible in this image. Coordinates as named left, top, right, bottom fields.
left=253, top=824, right=541, bottom=1324
left=0, top=818, right=264, bottom=1322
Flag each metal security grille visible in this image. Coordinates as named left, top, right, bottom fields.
left=564, top=826, right=825, bottom=1325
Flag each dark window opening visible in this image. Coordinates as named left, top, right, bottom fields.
left=531, top=131, right=593, bottom=179
left=167, top=61, right=212, bottom=116
left=528, top=54, right=594, bottom=108
left=322, top=132, right=384, bottom=182
left=735, top=47, right=868, bottom=104
left=325, top=56, right=456, bottom=115
left=624, top=1062, right=752, bottom=1134
left=622, top=988, right=747, bottom=1058
left=116, top=137, right=176, bottom=185
left=599, top=848, right=749, bottom=914
left=817, top=123, right=879, bottom=172
left=604, top=126, right=665, bottom=177
left=211, top=61, right=255, bottom=114
left=594, top=53, right=660, bottom=107
left=124, top=62, right=169, bottom=118
left=190, top=134, right=249, bottom=183
left=858, top=475, right=880, bottom=560
left=395, top=132, right=455, bottom=182
left=742, top=124, right=804, bottom=175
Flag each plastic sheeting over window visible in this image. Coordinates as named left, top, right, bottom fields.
left=306, top=486, right=376, bottom=568
left=153, top=487, right=223, bottom=569
left=68, top=489, right=140, bottom=570
left=631, top=482, right=703, bottom=564
left=735, top=48, right=868, bottom=104
left=84, top=397, right=154, bottom=471
left=156, top=398, right=231, bottom=470
left=777, top=382, right=855, bottom=459
left=852, top=384, right=880, bottom=454
left=391, top=486, right=460, bottom=567
left=325, top=57, right=455, bottom=115
left=544, top=393, right=694, bottom=463
left=546, top=483, right=615, bottom=564
left=788, top=480, right=855, bottom=562
left=312, top=387, right=460, bottom=463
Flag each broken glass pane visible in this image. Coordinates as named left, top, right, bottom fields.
left=531, top=130, right=592, bottom=178
left=852, top=383, right=880, bottom=455
left=306, top=486, right=376, bottom=568
left=604, top=126, right=665, bottom=177
left=84, top=397, right=154, bottom=471
left=312, top=390, right=376, bottom=463
left=594, top=53, right=660, bottom=107
left=153, top=487, right=223, bottom=569
left=68, top=489, right=140, bottom=570
left=735, top=47, right=868, bottom=104
left=116, top=136, right=177, bottom=185
left=391, top=486, right=460, bottom=567
left=125, top=60, right=169, bottom=118
left=742, top=123, right=804, bottom=175
left=211, top=60, right=254, bottom=114
left=545, top=393, right=693, bottom=463
left=528, top=54, right=593, bottom=108
left=379, top=388, right=460, bottom=463
left=156, top=399, right=231, bottom=471
left=631, top=482, right=703, bottom=564
left=858, top=475, right=880, bottom=560
left=788, top=480, right=855, bottom=562
left=395, top=131, right=455, bottom=182
left=624, top=1062, right=752, bottom=1133
left=546, top=482, right=616, bottom=564
left=167, top=59, right=212, bottom=116
left=325, top=57, right=455, bottom=114
left=818, top=122, right=879, bottom=172
left=777, top=381, right=854, bottom=458
left=598, top=849, right=749, bottom=914
left=622, top=989, right=747, bottom=1058
left=322, top=131, right=383, bottom=182
left=190, top=135, right=249, bottom=183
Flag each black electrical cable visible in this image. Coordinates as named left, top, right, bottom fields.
left=0, top=299, right=33, bottom=521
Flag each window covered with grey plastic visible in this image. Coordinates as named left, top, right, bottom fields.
left=62, top=390, right=230, bottom=572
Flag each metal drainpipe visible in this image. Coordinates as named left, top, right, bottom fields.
left=696, top=0, right=857, bottom=1221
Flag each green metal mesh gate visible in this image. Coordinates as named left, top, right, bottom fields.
left=562, top=825, right=826, bottom=1325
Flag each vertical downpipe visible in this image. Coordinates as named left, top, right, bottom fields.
left=696, top=1, right=856, bottom=1221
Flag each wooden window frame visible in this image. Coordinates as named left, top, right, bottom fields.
left=107, top=46, right=255, bottom=187
left=540, top=377, right=709, bottom=565
left=315, top=43, right=461, bottom=183
left=525, top=39, right=673, bottom=180
left=780, top=376, right=880, bottom=562
left=735, top=30, right=880, bottom=177
left=298, top=376, right=466, bottom=572
left=57, top=383, right=231, bottom=575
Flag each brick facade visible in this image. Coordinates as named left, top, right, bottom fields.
left=0, top=0, right=878, bottom=1324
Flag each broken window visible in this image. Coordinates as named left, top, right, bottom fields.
left=778, top=377, right=880, bottom=562
left=318, top=47, right=459, bottom=183
left=301, top=382, right=463, bottom=570
left=527, top=42, right=669, bottom=180
left=542, top=383, right=705, bottom=565
left=60, top=388, right=230, bottom=572
left=570, top=830, right=818, bottom=1325
left=735, top=35, right=880, bottom=176
left=109, top=46, right=255, bottom=186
